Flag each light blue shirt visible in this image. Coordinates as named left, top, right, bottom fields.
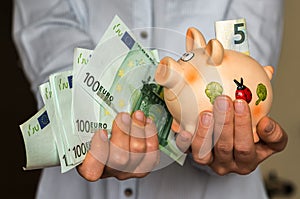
left=13, top=0, right=283, bottom=198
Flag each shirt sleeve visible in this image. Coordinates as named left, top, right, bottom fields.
left=12, top=0, right=95, bottom=106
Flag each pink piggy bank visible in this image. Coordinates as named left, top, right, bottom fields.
left=155, top=27, right=274, bottom=142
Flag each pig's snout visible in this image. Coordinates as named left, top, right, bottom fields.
left=155, top=57, right=184, bottom=90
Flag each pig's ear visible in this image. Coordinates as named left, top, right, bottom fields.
left=186, top=27, right=206, bottom=51
left=205, top=39, right=224, bottom=66
left=263, top=66, right=274, bottom=80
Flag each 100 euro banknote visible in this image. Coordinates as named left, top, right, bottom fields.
left=19, top=106, right=59, bottom=170
left=74, top=15, right=186, bottom=165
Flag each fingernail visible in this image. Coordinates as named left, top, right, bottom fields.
left=100, top=130, right=108, bottom=142
left=234, top=100, right=245, bottom=114
left=121, top=113, right=131, bottom=125
left=265, top=120, right=275, bottom=133
left=179, top=133, right=190, bottom=142
left=146, top=117, right=153, bottom=124
left=216, top=96, right=229, bottom=112
left=135, top=111, right=145, bottom=122
left=177, top=130, right=191, bottom=142
left=201, top=112, right=212, bottom=128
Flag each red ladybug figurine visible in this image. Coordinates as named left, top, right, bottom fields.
left=234, top=78, right=252, bottom=103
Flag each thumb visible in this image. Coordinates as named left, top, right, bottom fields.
left=175, top=130, right=193, bottom=153
left=77, top=130, right=109, bottom=181
left=257, top=116, right=288, bottom=152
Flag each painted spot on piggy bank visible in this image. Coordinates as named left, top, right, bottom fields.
left=155, top=27, right=273, bottom=142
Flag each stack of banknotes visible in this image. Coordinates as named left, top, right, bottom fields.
left=19, top=16, right=249, bottom=173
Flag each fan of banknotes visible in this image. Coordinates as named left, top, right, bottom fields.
left=19, top=16, right=249, bottom=173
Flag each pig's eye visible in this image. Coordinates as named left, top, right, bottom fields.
left=181, top=52, right=194, bottom=62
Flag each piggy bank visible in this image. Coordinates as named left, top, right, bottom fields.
left=155, top=27, right=274, bottom=142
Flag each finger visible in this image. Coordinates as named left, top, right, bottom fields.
left=134, top=117, right=160, bottom=176
left=106, top=112, right=131, bottom=172
left=256, top=117, right=288, bottom=161
left=233, top=100, right=257, bottom=166
left=107, top=117, right=159, bottom=180
left=126, top=111, right=147, bottom=172
left=213, top=96, right=234, bottom=165
left=176, top=130, right=193, bottom=152
left=77, top=130, right=109, bottom=181
left=191, top=111, right=214, bottom=165
left=130, top=110, right=146, bottom=138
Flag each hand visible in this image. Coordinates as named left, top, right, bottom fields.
left=77, top=110, right=159, bottom=181
left=176, top=95, right=288, bottom=175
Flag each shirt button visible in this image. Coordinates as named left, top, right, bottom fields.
left=140, top=31, right=148, bottom=39
left=124, top=188, right=133, bottom=197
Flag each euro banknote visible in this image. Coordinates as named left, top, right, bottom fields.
left=215, top=18, right=249, bottom=55
left=19, top=106, right=59, bottom=170
left=39, top=81, right=72, bottom=172
left=74, top=15, right=186, bottom=165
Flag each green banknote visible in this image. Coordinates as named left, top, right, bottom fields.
left=19, top=106, right=59, bottom=170
left=39, top=82, right=71, bottom=172
left=215, top=18, right=249, bottom=55
left=49, top=70, right=92, bottom=172
left=49, top=71, right=75, bottom=171
left=41, top=79, right=80, bottom=173
left=73, top=47, right=115, bottom=145
left=131, top=83, right=186, bottom=164
left=75, top=15, right=186, bottom=165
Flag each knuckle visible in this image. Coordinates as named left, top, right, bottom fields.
left=195, top=130, right=210, bottom=140
left=148, top=151, right=160, bottom=167
left=215, top=143, right=233, bottom=155
left=235, top=118, right=251, bottom=128
left=215, top=116, right=232, bottom=127
left=116, top=174, right=130, bottom=181
left=235, top=167, right=255, bottom=175
left=133, top=172, right=149, bottom=178
left=131, top=140, right=146, bottom=153
left=193, top=153, right=212, bottom=165
left=115, top=172, right=149, bottom=180
left=145, top=122, right=157, bottom=134
left=130, top=126, right=145, bottom=139
left=234, top=145, right=252, bottom=157
left=110, top=153, right=129, bottom=168
left=146, top=140, right=159, bottom=151
left=213, top=167, right=229, bottom=176
left=214, top=123, right=234, bottom=138
left=79, top=168, right=101, bottom=182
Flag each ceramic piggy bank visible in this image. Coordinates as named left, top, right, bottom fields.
left=155, top=27, right=274, bottom=142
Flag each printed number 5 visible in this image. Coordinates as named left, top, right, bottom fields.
left=234, top=23, right=245, bottom=44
